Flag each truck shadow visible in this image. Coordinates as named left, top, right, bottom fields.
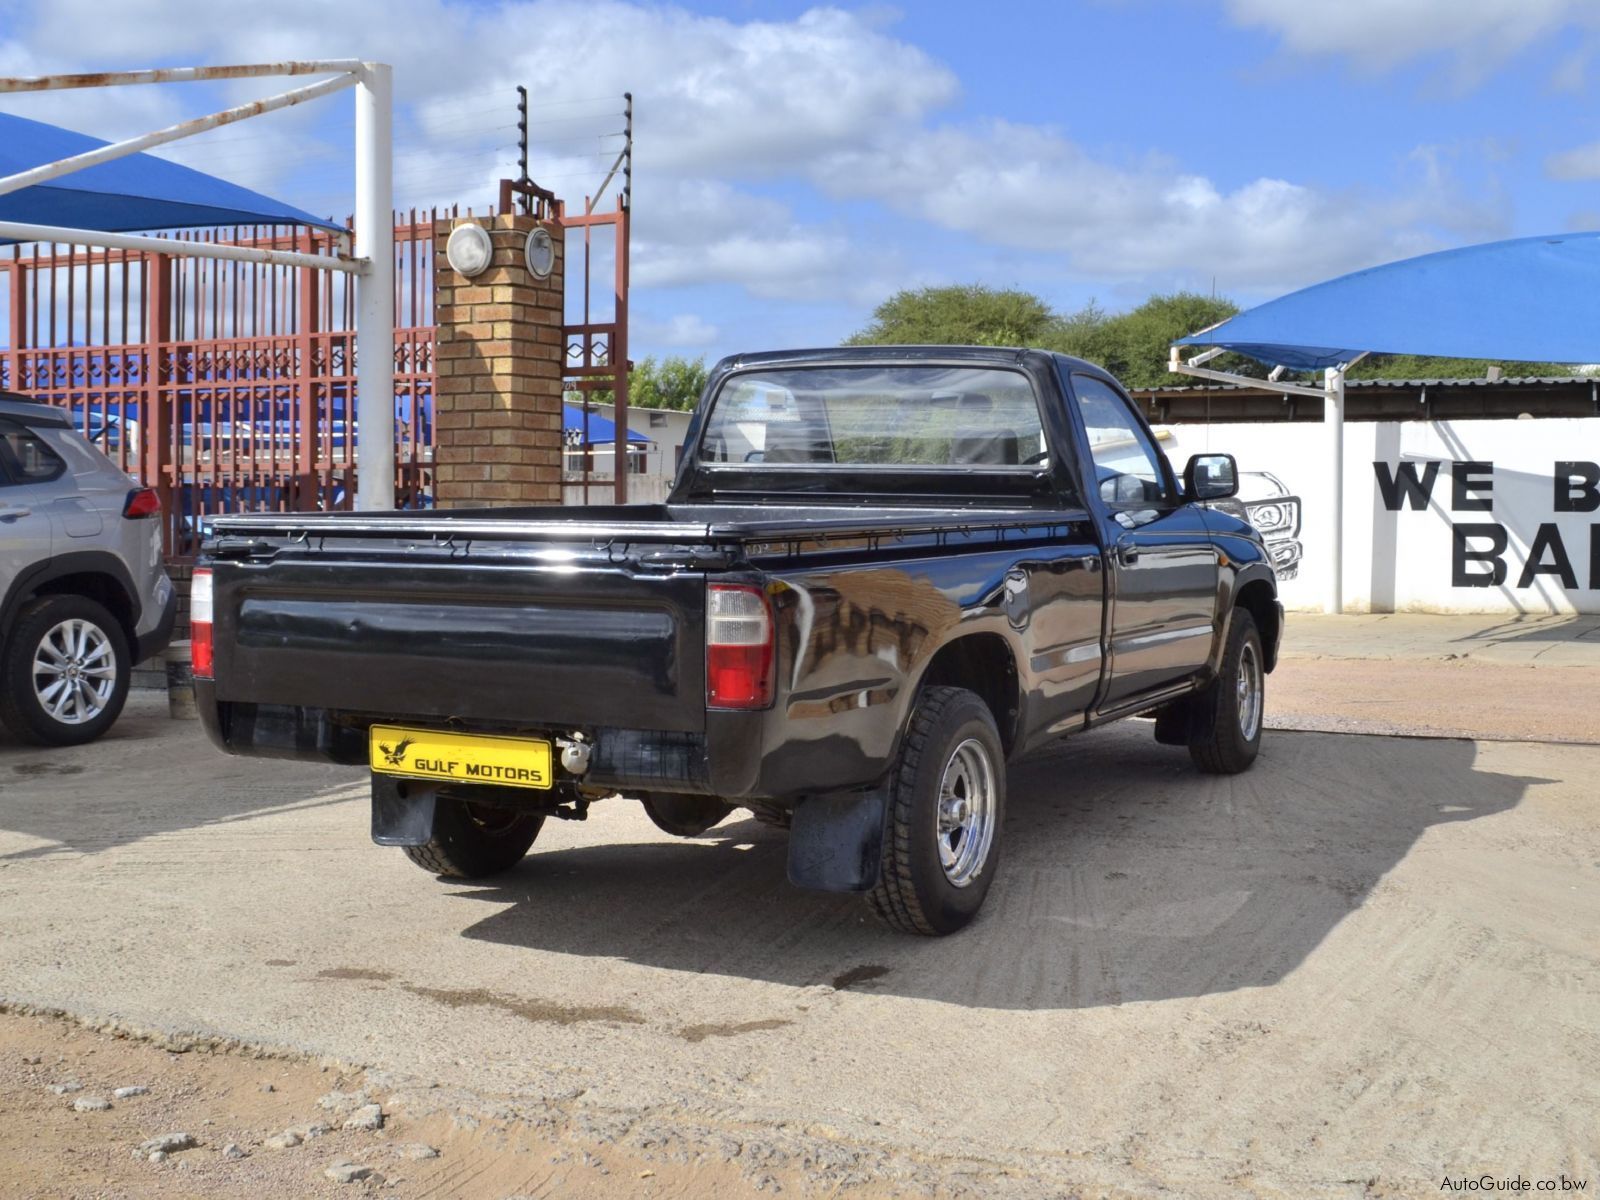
left=451, top=723, right=1548, bottom=1010
left=0, top=695, right=363, bottom=861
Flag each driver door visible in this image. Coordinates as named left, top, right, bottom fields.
left=1067, top=374, right=1219, bottom=708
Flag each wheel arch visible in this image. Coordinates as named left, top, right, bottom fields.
left=1231, top=573, right=1280, bottom=673
left=912, top=631, right=1021, bottom=755
left=0, top=552, right=141, bottom=653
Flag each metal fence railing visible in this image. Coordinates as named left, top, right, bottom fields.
left=0, top=211, right=448, bottom=560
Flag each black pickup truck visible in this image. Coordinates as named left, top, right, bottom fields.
left=194, top=347, right=1282, bottom=935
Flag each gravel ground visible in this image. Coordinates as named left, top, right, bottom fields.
left=1, top=636, right=1597, bottom=1198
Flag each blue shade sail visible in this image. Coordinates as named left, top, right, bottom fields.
left=1174, top=232, right=1600, bottom=370
left=0, top=111, right=341, bottom=242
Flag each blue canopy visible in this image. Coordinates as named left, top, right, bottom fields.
left=0, top=111, right=341, bottom=242
left=1174, top=232, right=1600, bottom=370
left=564, top=403, right=648, bottom=445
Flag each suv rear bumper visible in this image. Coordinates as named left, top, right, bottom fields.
left=134, top=585, right=177, bottom=663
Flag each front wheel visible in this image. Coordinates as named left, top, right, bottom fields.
left=1186, top=608, right=1264, bottom=774
left=402, top=796, right=543, bottom=878
left=0, top=596, right=130, bottom=746
left=867, top=686, right=1005, bottom=936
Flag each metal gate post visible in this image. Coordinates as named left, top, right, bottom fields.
left=142, top=254, right=174, bottom=553
left=354, top=61, right=394, bottom=510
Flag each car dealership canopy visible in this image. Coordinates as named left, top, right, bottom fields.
left=1170, top=232, right=1600, bottom=612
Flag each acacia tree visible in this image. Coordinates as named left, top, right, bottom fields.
left=580, top=355, right=711, bottom=411
left=846, top=285, right=1066, bottom=348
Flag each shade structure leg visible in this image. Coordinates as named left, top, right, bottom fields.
left=1324, top=366, right=1345, bottom=614
left=354, top=61, right=394, bottom=511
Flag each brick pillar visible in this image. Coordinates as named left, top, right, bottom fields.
left=433, top=214, right=565, bottom=507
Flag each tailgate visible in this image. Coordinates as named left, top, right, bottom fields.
left=209, top=539, right=707, bottom=732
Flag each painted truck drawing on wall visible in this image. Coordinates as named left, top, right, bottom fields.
left=1223, top=472, right=1303, bottom=581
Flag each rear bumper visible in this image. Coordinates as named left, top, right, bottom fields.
left=196, top=688, right=779, bottom=799
left=134, top=585, right=178, bottom=663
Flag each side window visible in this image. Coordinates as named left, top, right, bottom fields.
left=1071, top=375, right=1167, bottom=506
left=0, top=423, right=68, bottom=487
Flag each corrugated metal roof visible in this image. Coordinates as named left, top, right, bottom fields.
left=1134, top=375, right=1596, bottom=394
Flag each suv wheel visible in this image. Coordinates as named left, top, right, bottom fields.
left=0, top=595, right=131, bottom=746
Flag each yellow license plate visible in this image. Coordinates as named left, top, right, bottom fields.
left=369, top=725, right=553, bottom=790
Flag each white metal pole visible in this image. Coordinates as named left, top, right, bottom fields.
left=1324, top=366, right=1345, bottom=614
left=0, top=222, right=357, bottom=271
left=354, top=61, right=394, bottom=511
left=0, top=73, right=357, bottom=197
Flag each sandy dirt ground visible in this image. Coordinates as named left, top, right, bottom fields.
left=1, top=622, right=1597, bottom=1199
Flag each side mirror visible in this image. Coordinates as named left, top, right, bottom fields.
left=1184, top=453, right=1239, bottom=500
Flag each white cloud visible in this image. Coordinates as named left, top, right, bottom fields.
left=812, top=120, right=1506, bottom=295
left=1220, top=0, right=1600, bottom=80
left=638, top=313, right=720, bottom=347
left=1545, top=140, right=1600, bottom=181
left=0, top=0, right=1524, bottom=322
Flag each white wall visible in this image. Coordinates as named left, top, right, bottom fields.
left=1160, top=418, right=1600, bottom=614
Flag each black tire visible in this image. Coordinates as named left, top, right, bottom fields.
left=402, top=796, right=543, bottom=879
left=867, top=686, right=1005, bottom=936
left=641, top=794, right=735, bottom=837
left=0, top=595, right=130, bottom=747
left=1187, top=608, right=1265, bottom=775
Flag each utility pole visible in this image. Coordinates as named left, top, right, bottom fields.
left=516, top=85, right=529, bottom=216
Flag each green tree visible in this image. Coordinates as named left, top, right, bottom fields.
left=847, top=285, right=1065, bottom=347
left=1054, top=292, right=1266, bottom=389
left=579, top=355, right=710, bottom=412
left=627, top=355, right=710, bottom=411
left=846, top=284, right=1583, bottom=389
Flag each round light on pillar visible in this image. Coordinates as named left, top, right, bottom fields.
left=445, top=223, right=493, bottom=277
left=525, top=227, right=555, bottom=278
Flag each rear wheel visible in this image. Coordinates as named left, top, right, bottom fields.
left=867, top=686, right=1005, bottom=936
left=0, top=595, right=130, bottom=747
left=1186, top=608, right=1264, bottom=775
left=402, top=796, right=543, bottom=878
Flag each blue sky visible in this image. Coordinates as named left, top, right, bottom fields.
left=4, top=0, right=1600, bottom=363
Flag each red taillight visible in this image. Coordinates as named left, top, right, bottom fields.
left=190, top=568, right=214, bottom=679
left=706, top=584, right=774, bottom=709
left=123, top=487, right=160, bottom=519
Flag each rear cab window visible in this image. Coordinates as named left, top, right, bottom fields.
left=700, top=365, right=1050, bottom=470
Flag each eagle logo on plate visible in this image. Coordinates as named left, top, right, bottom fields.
left=378, top=738, right=414, bottom=767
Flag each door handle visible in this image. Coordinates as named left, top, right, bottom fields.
left=1117, top=544, right=1140, bottom=566
left=0, top=506, right=33, bottom=520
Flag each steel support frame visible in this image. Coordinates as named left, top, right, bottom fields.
left=0, top=59, right=395, bottom=510
left=1168, top=345, right=1368, bottom=614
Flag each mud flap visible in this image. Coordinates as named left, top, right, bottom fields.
left=370, top=775, right=437, bottom=846
left=786, top=788, right=888, bottom=893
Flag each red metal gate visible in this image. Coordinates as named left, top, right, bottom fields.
left=2, top=188, right=634, bottom=560
left=0, top=211, right=445, bottom=560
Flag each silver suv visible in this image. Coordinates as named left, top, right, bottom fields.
left=0, top=394, right=175, bottom=745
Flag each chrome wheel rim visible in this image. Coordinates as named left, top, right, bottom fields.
left=1237, top=641, right=1262, bottom=742
left=936, top=738, right=996, bottom=888
left=33, top=618, right=117, bottom=726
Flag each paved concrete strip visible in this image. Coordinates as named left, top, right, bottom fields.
left=1282, top=612, right=1600, bottom=667
left=1, top=696, right=1596, bottom=1197
left=1268, top=656, right=1599, bottom=744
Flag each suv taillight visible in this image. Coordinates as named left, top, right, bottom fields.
left=123, top=487, right=160, bottom=519
left=190, top=568, right=214, bottom=679
left=706, top=583, right=774, bottom=709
